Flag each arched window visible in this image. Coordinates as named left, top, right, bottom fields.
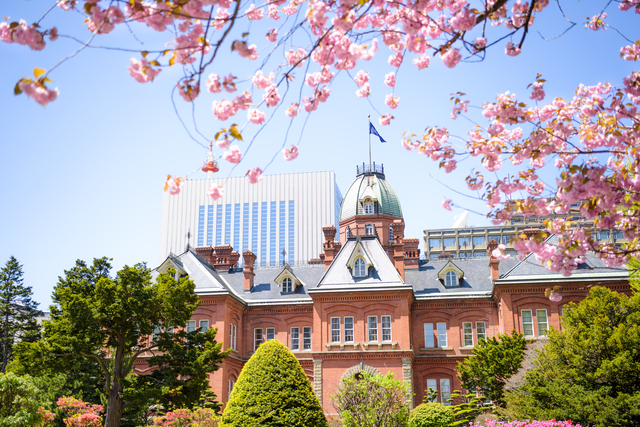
left=354, top=258, right=367, bottom=277
left=365, top=224, right=374, bottom=235
left=282, top=277, right=292, bottom=293
left=445, top=270, right=457, bottom=287
left=364, top=203, right=373, bottom=214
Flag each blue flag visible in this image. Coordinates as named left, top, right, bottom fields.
left=369, top=122, right=387, bottom=143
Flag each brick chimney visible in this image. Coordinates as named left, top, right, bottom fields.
left=487, top=239, right=500, bottom=280
left=322, top=225, right=342, bottom=271
left=391, top=220, right=405, bottom=280
left=403, top=238, right=420, bottom=269
left=194, top=246, right=214, bottom=264
left=242, top=250, right=257, bottom=292
left=212, top=245, right=235, bottom=270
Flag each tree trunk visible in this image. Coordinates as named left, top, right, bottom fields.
left=104, top=341, right=126, bottom=427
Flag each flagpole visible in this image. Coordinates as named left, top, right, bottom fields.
left=368, top=115, right=372, bottom=171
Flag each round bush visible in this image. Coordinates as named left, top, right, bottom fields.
left=220, top=340, right=328, bottom=427
left=408, top=402, right=455, bottom=427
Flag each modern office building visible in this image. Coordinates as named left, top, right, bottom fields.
left=159, top=171, right=343, bottom=266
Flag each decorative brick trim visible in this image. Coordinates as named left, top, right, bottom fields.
left=341, top=362, right=380, bottom=382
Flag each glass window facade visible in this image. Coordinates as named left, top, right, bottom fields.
left=424, top=323, right=434, bottom=348
left=207, top=205, right=214, bottom=246
left=463, top=322, right=473, bottom=346
left=477, top=321, right=486, bottom=341
left=290, top=327, right=299, bottom=350
left=197, top=206, right=205, bottom=247
left=252, top=202, right=258, bottom=254
left=216, top=206, right=222, bottom=246
left=233, top=203, right=240, bottom=250
left=430, top=238, right=441, bottom=248
left=473, top=236, right=485, bottom=245
left=437, top=323, right=447, bottom=347
left=288, top=201, right=295, bottom=264
left=270, top=201, right=276, bottom=265
left=443, top=237, right=455, bottom=247
left=381, top=315, right=391, bottom=341
left=344, top=317, right=354, bottom=342
left=279, top=201, right=286, bottom=263
left=224, top=204, right=231, bottom=244
left=260, top=202, right=267, bottom=266
left=331, top=318, right=340, bottom=343
left=536, top=309, right=548, bottom=336
left=522, top=310, right=534, bottom=337
left=242, top=203, right=249, bottom=255
left=368, top=316, right=378, bottom=342
left=303, top=327, right=312, bottom=350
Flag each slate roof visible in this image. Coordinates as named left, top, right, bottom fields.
left=407, top=256, right=519, bottom=300
left=153, top=234, right=626, bottom=306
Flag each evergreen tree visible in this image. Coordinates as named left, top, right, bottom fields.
left=0, top=256, right=41, bottom=373
left=221, top=340, right=328, bottom=427
left=13, top=257, right=228, bottom=427
left=456, top=330, right=526, bottom=405
left=503, top=287, right=640, bottom=426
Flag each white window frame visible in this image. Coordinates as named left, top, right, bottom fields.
left=476, top=321, right=486, bottom=342
left=266, top=327, right=275, bottom=341
left=344, top=317, right=354, bottom=342
left=303, top=326, right=312, bottom=350
left=186, top=320, right=196, bottom=333
left=365, top=223, right=374, bottom=235
left=381, top=315, right=392, bottom=341
left=437, top=323, right=447, bottom=347
left=426, top=379, right=438, bottom=402
left=290, top=327, right=300, bottom=350
left=536, top=309, right=548, bottom=336
left=330, top=317, right=341, bottom=343
left=282, top=277, right=292, bottom=293
left=364, top=203, right=373, bottom=214
left=228, top=377, right=235, bottom=399
left=440, top=379, right=451, bottom=405
left=367, top=316, right=378, bottom=342
left=445, top=270, right=457, bottom=287
left=199, top=320, right=209, bottom=331
left=424, top=323, right=435, bottom=348
left=521, top=309, right=534, bottom=337
left=230, top=323, right=237, bottom=350
left=254, top=328, right=263, bottom=351
left=462, top=322, right=473, bottom=347
left=354, top=258, right=367, bottom=277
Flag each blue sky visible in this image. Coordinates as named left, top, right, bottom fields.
left=1, top=0, right=637, bottom=309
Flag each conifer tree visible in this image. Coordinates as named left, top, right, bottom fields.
left=221, top=340, right=328, bottom=427
left=0, top=256, right=41, bottom=373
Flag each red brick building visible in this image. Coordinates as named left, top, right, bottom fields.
left=152, top=166, right=629, bottom=415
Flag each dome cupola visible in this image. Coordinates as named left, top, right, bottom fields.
left=339, top=163, right=403, bottom=221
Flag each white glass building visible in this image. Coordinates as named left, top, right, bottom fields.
left=160, top=171, right=342, bottom=266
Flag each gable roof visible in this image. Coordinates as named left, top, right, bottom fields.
left=310, top=236, right=409, bottom=293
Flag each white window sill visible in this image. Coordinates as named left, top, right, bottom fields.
left=363, top=341, right=398, bottom=350
left=459, top=345, right=475, bottom=350
left=291, top=349, right=312, bottom=353
left=325, top=342, right=360, bottom=350
left=420, top=346, right=453, bottom=351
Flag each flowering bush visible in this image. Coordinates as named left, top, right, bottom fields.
left=471, top=420, right=580, bottom=427
left=152, top=408, right=220, bottom=426
left=57, top=397, right=103, bottom=427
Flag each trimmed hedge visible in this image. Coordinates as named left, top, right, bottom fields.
left=408, top=402, right=455, bottom=427
left=220, top=340, right=328, bottom=427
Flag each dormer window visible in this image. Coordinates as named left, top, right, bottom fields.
left=354, top=258, right=367, bottom=277
left=445, top=270, right=457, bottom=287
left=364, top=202, right=373, bottom=214
left=437, top=261, right=464, bottom=287
left=365, top=224, right=374, bottom=236
left=282, top=277, right=293, bottom=293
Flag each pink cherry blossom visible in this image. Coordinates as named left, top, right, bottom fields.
left=206, top=73, right=222, bottom=93
left=285, top=103, right=300, bottom=117
left=442, top=199, right=453, bottom=211
left=385, top=94, right=400, bottom=109
left=384, top=72, right=396, bottom=87
left=354, top=70, right=369, bottom=87
left=412, top=56, right=430, bottom=70
left=262, top=84, right=281, bottom=107
left=587, top=13, right=607, bottom=31
left=266, top=28, right=278, bottom=42
left=388, top=52, right=403, bottom=67
left=246, top=167, right=264, bottom=183
left=285, top=48, right=307, bottom=67
left=216, top=139, right=231, bottom=149
left=17, top=80, right=58, bottom=106
left=207, top=185, right=225, bottom=200
left=48, top=26, right=58, bottom=41
left=248, top=109, right=266, bottom=124
left=356, top=83, right=370, bottom=97
left=283, top=145, right=299, bottom=160
left=128, top=58, right=161, bottom=83
left=379, top=113, right=393, bottom=126
left=164, top=175, right=184, bottom=195
left=222, top=74, right=237, bottom=92
left=505, top=42, right=521, bottom=56
left=232, top=40, right=258, bottom=60
left=441, top=49, right=461, bottom=68
left=222, top=145, right=242, bottom=163
left=246, top=4, right=264, bottom=20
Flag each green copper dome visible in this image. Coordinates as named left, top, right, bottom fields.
left=339, top=165, right=403, bottom=221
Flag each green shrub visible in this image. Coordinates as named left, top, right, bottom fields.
left=0, top=372, right=49, bottom=427
left=408, top=402, right=455, bottom=427
left=220, top=340, right=328, bottom=427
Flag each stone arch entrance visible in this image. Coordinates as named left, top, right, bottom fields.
left=341, top=362, right=380, bottom=383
